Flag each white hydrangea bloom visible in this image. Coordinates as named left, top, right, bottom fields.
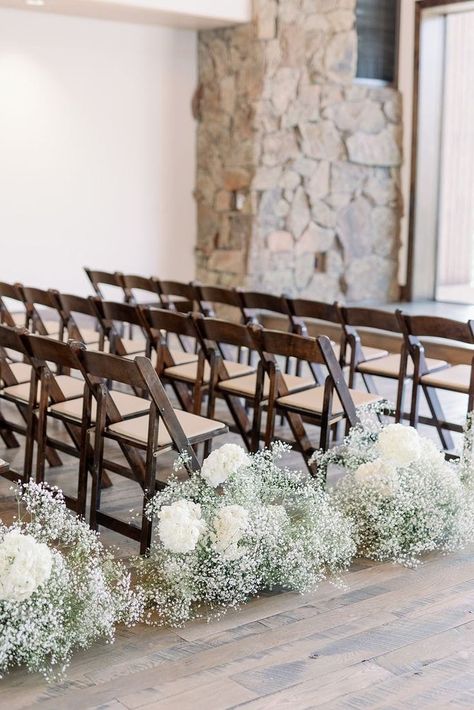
left=201, top=444, right=250, bottom=487
left=377, top=423, right=421, bottom=467
left=212, top=505, right=249, bottom=560
left=0, top=531, right=53, bottom=602
left=158, top=500, right=206, bottom=554
left=354, top=458, right=398, bottom=496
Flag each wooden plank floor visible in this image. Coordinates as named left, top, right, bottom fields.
left=0, top=379, right=473, bottom=708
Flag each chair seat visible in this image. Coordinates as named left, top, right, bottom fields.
left=218, top=372, right=314, bottom=398
left=71, top=327, right=100, bottom=345
left=2, top=374, right=84, bottom=403
left=11, top=312, right=27, bottom=327
left=36, top=319, right=60, bottom=337
left=111, top=337, right=147, bottom=356
left=124, top=348, right=198, bottom=366
left=164, top=359, right=255, bottom=384
left=357, top=353, right=448, bottom=379
left=277, top=386, right=382, bottom=416
left=49, top=390, right=150, bottom=423
left=421, top=364, right=472, bottom=394
left=107, top=409, right=227, bottom=448
left=168, top=349, right=199, bottom=366
left=7, top=362, right=32, bottom=384
left=359, top=345, right=389, bottom=362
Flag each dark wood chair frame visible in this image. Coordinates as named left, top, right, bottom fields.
left=0, top=282, right=27, bottom=329
left=139, top=306, right=203, bottom=414
left=337, top=306, right=408, bottom=420
left=72, top=347, right=225, bottom=552
left=156, top=279, right=198, bottom=314
left=250, top=326, right=360, bottom=477
left=396, top=311, right=474, bottom=451
left=84, top=268, right=127, bottom=301
left=192, top=314, right=264, bottom=451
left=18, top=286, right=64, bottom=339
left=286, top=297, right=344, bottom=382
left=57, top=293, right=104, bottom=349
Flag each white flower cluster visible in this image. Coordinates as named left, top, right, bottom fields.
left=200, top=443, right=250, bottom=487
left=327, top=418, right=474, bottom=566
left=0, top=482, right=143, bottom=680
left=137, top=442, right=355, bottom=626
left=212, top=505, right=249, bottom=561
left=158, top=500, right=206, bottom=554
left=0, top=531, right=52, bottom=602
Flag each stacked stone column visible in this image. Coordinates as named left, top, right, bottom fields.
left=195, top=0, right=403, bottom=303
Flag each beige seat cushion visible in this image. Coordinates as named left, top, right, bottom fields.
left=107, top=409, right=226, bottom=447
left=7, top=362, right=32, bottom=384
left=277, top=386, right=382, bottom=416
left=11, top=312, right=27, bottom=327
left=72, top=327, right=100, bottom=345
left=359, top=345, right=389, bottom=362
left=357, top=353, right=448, bottom=379
left=421, top=364, right=472, bottom=394
left=218, top=372, right=314, bottom=398
left=3, top=374, right=84, bottom=403
left=49, top=390, right=150, bottom=423
left=124, top=348, right=198, bottom=367
left=39, top=319, right=61, bottom=336
left=164, top=359, right=255, bottom=384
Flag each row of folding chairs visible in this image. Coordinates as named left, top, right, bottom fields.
left=0, top=315, right=381, bottom=549
left=2, top=272, right=473, bottom=452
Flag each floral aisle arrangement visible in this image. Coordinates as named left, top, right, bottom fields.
left=0, top=482, right=143, bottom=680
left=314, top=417, right=474, bottom=567
left=135, top=443, right=355, bottom=626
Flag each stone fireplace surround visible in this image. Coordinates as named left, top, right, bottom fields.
left=195, top=0, right=403, bottom=303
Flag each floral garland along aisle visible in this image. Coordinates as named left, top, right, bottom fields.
left=0, top=483, right=143, bottom=680
left=1, top=410, right=474, bottom=678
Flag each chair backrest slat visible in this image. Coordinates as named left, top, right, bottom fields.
left=339, top=306, right=401, bottom=334
left=84, top=268, right=126, bottom=300
left=398, top=312, right=474, bottom=344
left=287, top=298, right=340, bottom=325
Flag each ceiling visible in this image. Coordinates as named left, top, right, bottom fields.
left=0, top=0, right=252, bottom=29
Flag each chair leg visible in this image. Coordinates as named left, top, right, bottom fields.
left=422, top=384, right=455, bottom=451
left=0, top=408, right=19, bottom=449
left=77, top=424, right=91, bottom=518
left=90, top=404, right=106, bottom=532
left=361, top=372, right=378, bottom=395
left=35, top=380, right=50, bottom=484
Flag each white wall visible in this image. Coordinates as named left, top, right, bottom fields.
left=0, top=8, right=197, bottom=295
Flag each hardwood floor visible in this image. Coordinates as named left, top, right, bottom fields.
left=0, top=378, right=473, bottom=708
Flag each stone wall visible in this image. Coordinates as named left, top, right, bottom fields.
left=195, top=0, right=403, bottom=303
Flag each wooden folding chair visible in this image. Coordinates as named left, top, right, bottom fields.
left=0, top=326, right=88, bottom=482
left=91, top=298, right=150, bottom=359
left=121, top=274, right=161, bottom=305
left=0, top=282, right=27, bottom=329
left=84, top=267, right=127, bottom=301
left=56, top=293, right=104, bottom=349
left=194, top=283, right=243, bottom=320
left=338, top=306, right=447, bottom=422
left=250, top=326, right=382, bottom=475
left=20, top=333, right=153, bottom=510
left=397, top=312, right=474, bottom=451
left=237, top=290, right=292, bottom=328
left=156, top=279, right=198, bottom=313
left=0, top=325, right=32, bottom=475
left=72, top=347, right=227, bottom=552
left=18, top=286, right=64, bottom=339
left=140, top=307, right=214, bottom=414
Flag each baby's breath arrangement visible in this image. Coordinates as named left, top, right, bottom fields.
left=0, top=482, right=144, bottom=680
left=136, top=443, right=355, bottom=626
left=318, top=417, right=474, bottom=567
